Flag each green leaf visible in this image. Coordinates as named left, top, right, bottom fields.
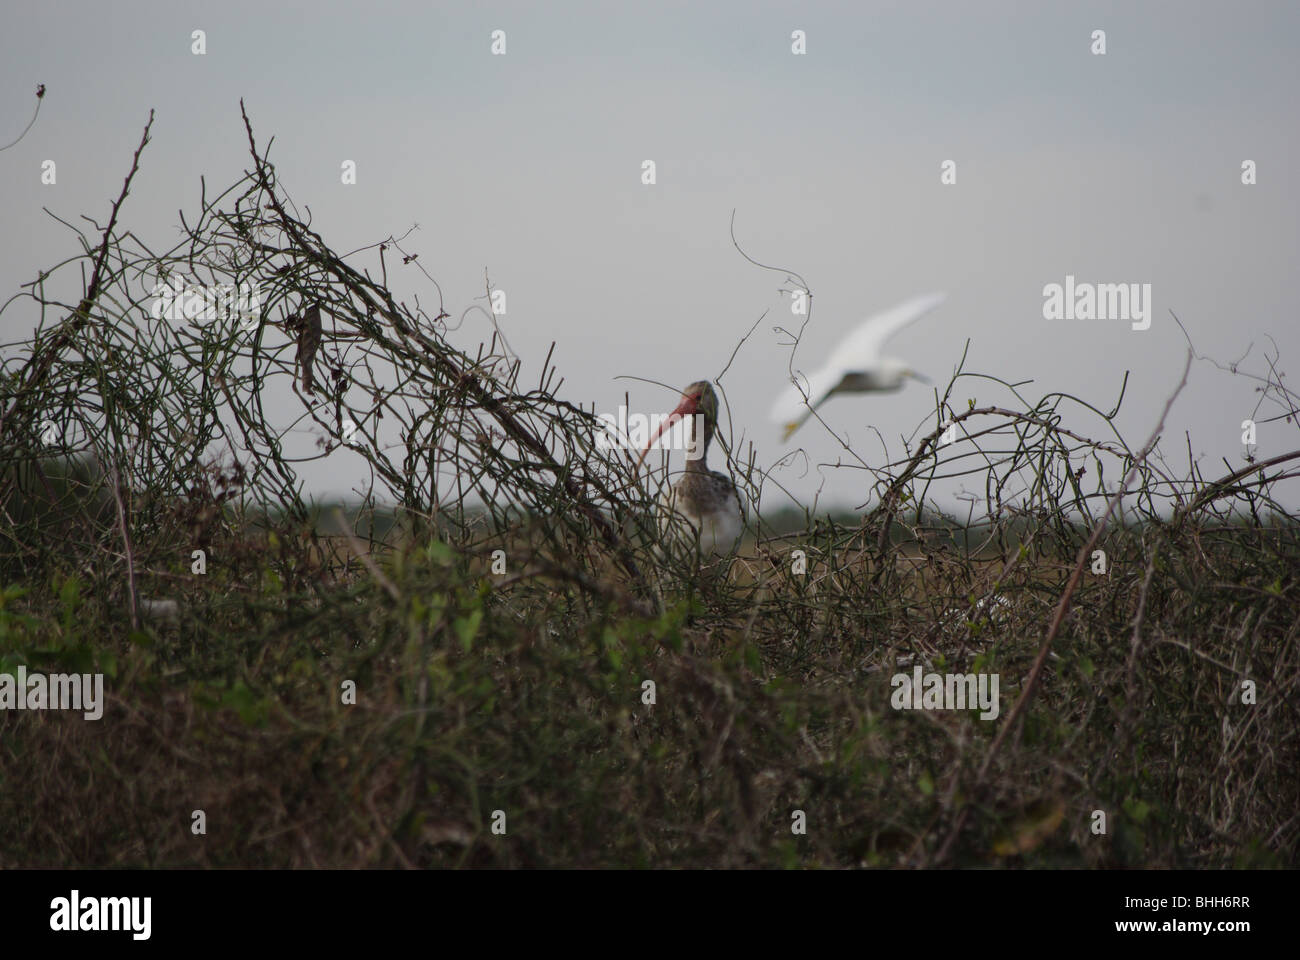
left=0, top=585, right=29, bottom=609
left=59, top=576, right=82, bottom=611
left=1124, top=796, right=1152, bottom=824
left=222, top=680, right=269, bottom=727
left=454, top=609, right=483, bottom=651
left=426, top=541, right=454, bottom=566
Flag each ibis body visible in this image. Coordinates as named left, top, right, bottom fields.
left=636, top=380, right=745, bottom=555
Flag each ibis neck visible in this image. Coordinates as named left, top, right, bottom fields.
left=684, top=419, right=713, bottom=473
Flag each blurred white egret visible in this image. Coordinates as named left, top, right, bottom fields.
left=771, top=292, right=946, bottom=441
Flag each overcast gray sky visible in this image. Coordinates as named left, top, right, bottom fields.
left=3, top=1, right=1298, bottom=512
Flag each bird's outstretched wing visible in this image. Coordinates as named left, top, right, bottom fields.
left=769, top=292, right=946, bottom=433
left=823, top=292, right=946, bottom=373
left=769, top=365, right=847, bottom=430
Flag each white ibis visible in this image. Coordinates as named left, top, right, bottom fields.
left=634, top=380, right=745, bottom=554
left=770, top=292, right=946, bottom=440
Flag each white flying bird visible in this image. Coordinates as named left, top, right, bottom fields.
left=771, top=292, right=946, bottom=441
